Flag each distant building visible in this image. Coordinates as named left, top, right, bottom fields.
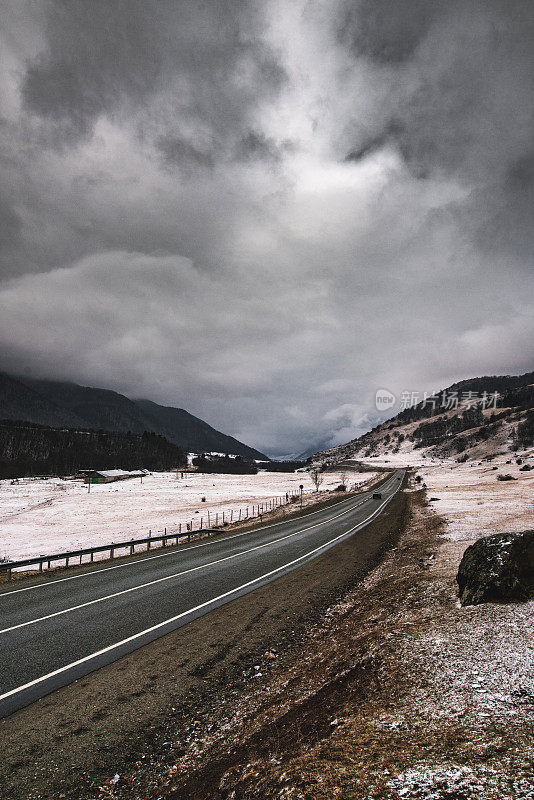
left=83, top=469, right=148, bottom=484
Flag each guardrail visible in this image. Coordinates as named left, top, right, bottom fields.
left=0, top=527, right=222, bottom=580
left=0, top=475, right=387, bottom=581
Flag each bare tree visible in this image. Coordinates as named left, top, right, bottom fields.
left=310, top=467, right=323, bottom=492
left=339, top=472, right=348, bottom=489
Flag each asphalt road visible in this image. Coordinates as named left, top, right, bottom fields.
left=0, top=470, right=404, bottom=717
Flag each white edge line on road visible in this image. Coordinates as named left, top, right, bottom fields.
left=0, top=492, right=396, bottom=705
left=0, top=497, right=375, bottom=633
left=0, top=485, right=392, bottom=596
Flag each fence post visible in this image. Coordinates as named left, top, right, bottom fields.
left=110, top=544, right=114, bottom=559
left=39, top=558, right=43, bottom=573
left=148, top=530, right=151, bottom=550
left=90, top=551, right=94, bottom=563
left=130, top=541, right=134, bottom=555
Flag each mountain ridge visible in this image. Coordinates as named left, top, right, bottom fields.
left=310, top=371, right=534, bottom=466
left=0, top=373, right=268, bottom=460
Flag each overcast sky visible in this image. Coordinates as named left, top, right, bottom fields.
left=0, top=1, right=533, bottom=456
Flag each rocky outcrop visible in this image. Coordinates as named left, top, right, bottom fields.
left=457, top=531, right=534, bottom=606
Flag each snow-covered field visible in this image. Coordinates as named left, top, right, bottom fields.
left=355, top=449, right=534, bottom=544
left=417, top=460, right=534, bottom=542
left=0, top=468, right=372, bottom=562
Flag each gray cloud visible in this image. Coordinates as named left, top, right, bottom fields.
left=157, top=136, right=215, bottom=170
left=0, top=196, right=22, bottom=244
left=21, top=0, right=285, bottom=144
left=339, top=0, right=446, bottom=64
left=0, top=0, right=532, bottom=455
left=337, top=1, right=534, bottom=259
left=235, top=130, right=285, bottom=163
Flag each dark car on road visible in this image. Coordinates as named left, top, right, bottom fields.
left=373, top=492, right=382, bottom=499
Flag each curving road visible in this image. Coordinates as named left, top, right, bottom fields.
left=0, top=470, right=404, bottom=717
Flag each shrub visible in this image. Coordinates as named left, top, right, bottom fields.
left=515, top=410, right=534, bottom=448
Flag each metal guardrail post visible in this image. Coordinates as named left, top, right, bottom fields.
left=3, top=481, right=355, bottom=579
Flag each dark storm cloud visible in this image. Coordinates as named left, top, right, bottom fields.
left=0, top=197, right=22, bottom=244
left=0, top=0, right=533, bottom=455
left=0, top=0, right=288, bottom=279
left=21, top=0, right=286, bottom=144
left=0, top=195, right=23, bottom=276
left=339, top=0, right=446, bottom=64
left=507, top=155, right=534, bottom=192
left=343, top=120, right=403, bottom=164
left=235, top=131, right=284, bottom=163
left=338, top=0, right=534, bottom=259
left=157, top=136, right=215, bottom=170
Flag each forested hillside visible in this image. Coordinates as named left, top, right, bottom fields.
left=0, top=420, right=187, bottom=479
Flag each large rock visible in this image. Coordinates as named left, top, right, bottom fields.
left=457, top=531, right=534, bottom=606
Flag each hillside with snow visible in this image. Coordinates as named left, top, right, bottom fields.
left=312, top=372, right=534, bottom=469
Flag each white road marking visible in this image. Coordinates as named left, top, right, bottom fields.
left=0, top=498, right=373, bottom=633
left=0, top=489, right=384, bottom=596
left=0, top=493, right=396, bottom=706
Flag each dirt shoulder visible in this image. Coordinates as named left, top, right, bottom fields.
left=89, top=484, right=533, bottom=800
left=0, top=476, right=405, bottom=800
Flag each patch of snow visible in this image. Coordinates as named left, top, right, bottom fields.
left=0, top=469, right=372, bottom=562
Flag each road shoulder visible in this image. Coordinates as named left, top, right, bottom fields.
left=0, top=482, right=406, bottom=800
left=90, top=485, right=533, bottom=800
